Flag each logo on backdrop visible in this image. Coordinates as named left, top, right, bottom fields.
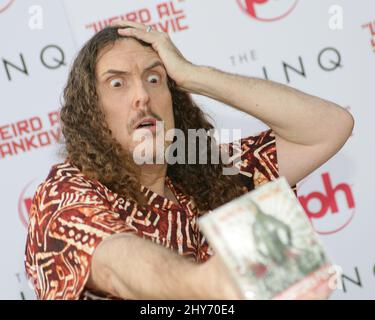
left=237, top=0, right=299, bottom=22
left=1, top=44, right=66, bottom=82
left=86, top=0, right=189, bottom=34
left=18, top=179, right=42, bottom=228
left=229, top=46, right=343, bottom=84
left=298, top=172, right=355, bottom=235
left=0, top=0, right=14, bottom=13
left=361, top=20, right=375, bottom=54
left=0, top=110, right=61, bottom=160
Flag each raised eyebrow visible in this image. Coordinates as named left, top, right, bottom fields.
left=101, top=61, right=166, bottom=79
left=144, top=60, right=166, bottom=72
left=100, top=69, right=128, bottom=79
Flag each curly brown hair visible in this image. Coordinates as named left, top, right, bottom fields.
left=60, top=26, right=246, bottom=213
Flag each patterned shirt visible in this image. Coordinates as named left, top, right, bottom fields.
left=25, top=129, right=296, bottom=300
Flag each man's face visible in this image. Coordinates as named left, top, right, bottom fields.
left=95, top=38, right=174, bottom=160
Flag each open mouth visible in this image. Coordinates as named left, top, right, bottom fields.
left=134, top=117, right=157, bottom=131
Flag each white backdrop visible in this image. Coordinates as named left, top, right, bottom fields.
left=0, top=0, right=374, bottom=299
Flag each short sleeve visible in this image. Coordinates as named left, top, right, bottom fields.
left=227, top=128, right=297, bottom=195
left=24, top=173, right=138, bottom=300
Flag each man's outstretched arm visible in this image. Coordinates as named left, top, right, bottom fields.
left=179, top=66, right=354, bottom=186
left=87, top=233, right=241, bottom=300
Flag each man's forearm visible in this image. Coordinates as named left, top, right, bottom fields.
left=91, top=233, right=209, bottom=300
left=181, top=65, right=353, bottom=146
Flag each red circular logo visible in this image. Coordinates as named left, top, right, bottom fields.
left=297, top=173, right=356, bottom=236
left=18, top=179, right=40, bottom=228
left=237, top=0, right=299, bottom=22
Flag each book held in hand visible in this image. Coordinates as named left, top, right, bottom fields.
left=198, top=177, right=335, bottom=300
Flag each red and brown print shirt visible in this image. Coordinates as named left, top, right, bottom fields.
left=24, top=129, right=297, bottom=300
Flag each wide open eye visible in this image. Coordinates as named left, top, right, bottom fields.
left=147, top=74, right=160, bottom=84
left=110, top=78, right=123, bottom=88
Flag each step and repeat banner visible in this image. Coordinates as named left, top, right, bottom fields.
left=0, top=0, right=374, bottom=299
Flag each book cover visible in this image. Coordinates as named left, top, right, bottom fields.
left=198, top=177, right=334, bottom=300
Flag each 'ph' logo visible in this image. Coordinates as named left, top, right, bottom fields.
left=298, top=173, right=355, bottom=235
left=237, top=0, right=299, bottom=22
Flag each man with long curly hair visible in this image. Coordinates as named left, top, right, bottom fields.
left=25, top=21, right=354, bottom=300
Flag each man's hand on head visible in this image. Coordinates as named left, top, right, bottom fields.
left=112, top=20, right=195, bottom=91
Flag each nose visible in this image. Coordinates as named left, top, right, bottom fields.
left=131, top=80, right=150, bottom=111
